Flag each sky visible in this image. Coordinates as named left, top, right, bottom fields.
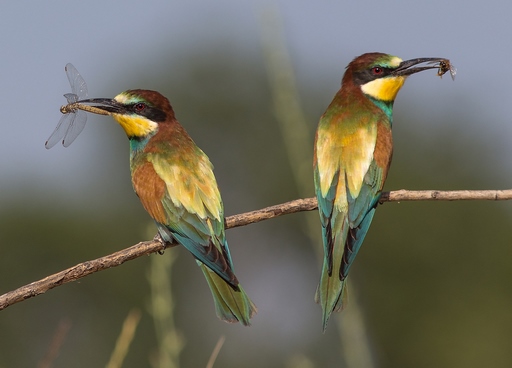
left=1, top=0, right=512, bottom=202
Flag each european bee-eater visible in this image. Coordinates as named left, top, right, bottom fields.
left=314, top=52, right=449, bottom=330
left=80, top=89, right=256, bottom=325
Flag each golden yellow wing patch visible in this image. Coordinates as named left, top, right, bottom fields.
left=316, top=119, right=377, bottom=212
left=148, top=153, right=223, bottom=222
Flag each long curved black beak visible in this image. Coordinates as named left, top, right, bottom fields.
left=393, top=57, right=454, bottom=79
left=76, top=98, right=126, bottom=114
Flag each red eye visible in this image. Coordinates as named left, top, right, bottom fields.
left=134, top=103, right=146, bottom=112
left=372, top=67, right=383, bottom=75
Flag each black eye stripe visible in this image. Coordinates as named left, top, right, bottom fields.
left=353, top=66, right=392, bottom=85
left=130, top=103, right=166, bottom=122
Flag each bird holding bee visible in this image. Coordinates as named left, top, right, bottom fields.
left=314, top=52, right=453, bottom=330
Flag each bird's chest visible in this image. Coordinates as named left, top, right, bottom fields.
left=129, top=156, right=168, bottom=224
left=373, top=121, right=393, bottom=170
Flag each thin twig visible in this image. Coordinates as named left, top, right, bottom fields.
left=37, top=318, right=72, bottom=368
left=149, top=251, right=184, bottom=368
left=1, top=189, right=511, bottom=311
left=105, top=309, right=142, bottom=368
left=205, top=335, right=226, bottom=368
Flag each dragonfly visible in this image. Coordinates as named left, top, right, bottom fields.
left=45, top=63, right=108, bottom=149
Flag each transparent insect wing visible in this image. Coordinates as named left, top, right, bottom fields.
left=65, top=63, right=88, bottom=99
left=63, top=110, right=87, bottom=147
left=46, top=63, right=90, bottom=149
left=64, top=92, right=79, bottom=104
left=45, top=113, right=75, bottom=149
left=449, top=65, right=457, bottom=81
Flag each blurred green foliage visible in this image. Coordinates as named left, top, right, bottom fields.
left=1, top=42, right=512, bottom=368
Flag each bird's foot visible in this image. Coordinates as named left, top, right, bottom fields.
left=153, top=233, right=178, bottom=255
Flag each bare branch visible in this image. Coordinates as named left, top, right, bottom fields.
left=380, top=189, right=512, bottom=202
left=1, top=188, right=511, bottom=311
left=226, top=197, right=317, bottom=229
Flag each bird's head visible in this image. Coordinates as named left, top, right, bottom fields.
left=344, top=52, right=449, bottom=102
left=79, top=89, right=175, bottom=139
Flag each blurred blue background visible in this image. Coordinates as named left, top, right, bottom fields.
left=1, top=1, right=512, bottom=367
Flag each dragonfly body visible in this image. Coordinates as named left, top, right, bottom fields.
left=60, top=100, right=109, bottom=116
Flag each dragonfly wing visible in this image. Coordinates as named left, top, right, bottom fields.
left=45, top=113, right=75, bottom=149
left=65, top=63, right=88, bottom=99
left=46, top=64, right=89, bottom=149
left=63, top=93, right=78, bottom=104
left=63, top=110, right=87, bottom=147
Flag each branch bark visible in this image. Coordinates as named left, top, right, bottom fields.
left=2, top=188, right=512, bottom=311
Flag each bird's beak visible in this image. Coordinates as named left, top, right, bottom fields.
left=76, top=98, right=126, bottom=115
left=393, top=57, right=453, bottom=77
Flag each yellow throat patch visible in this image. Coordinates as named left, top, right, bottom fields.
left=111, top=114, right=158, bottom=138
left=360, top=76, right=406, bottom=102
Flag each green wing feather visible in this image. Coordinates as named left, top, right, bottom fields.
left=134, top=140, right=256, bottom=324
left=314, top=108, right=387, bottom=330
left=200, top=264, right=257, bottom=325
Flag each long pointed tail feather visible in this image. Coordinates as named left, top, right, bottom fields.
left=200, top=264, right=257, bottom=326
left=315, top=219, right=349, bottom=331
left=315, top=259, right=348, bottom=332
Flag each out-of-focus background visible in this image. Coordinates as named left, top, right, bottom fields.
left=1, top=1, right=512, bottom=367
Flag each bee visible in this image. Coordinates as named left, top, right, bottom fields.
left=437, top=59, right=456, bottom=80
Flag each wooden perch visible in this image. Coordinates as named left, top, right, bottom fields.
left=1, top=189, right=511, bottom=311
